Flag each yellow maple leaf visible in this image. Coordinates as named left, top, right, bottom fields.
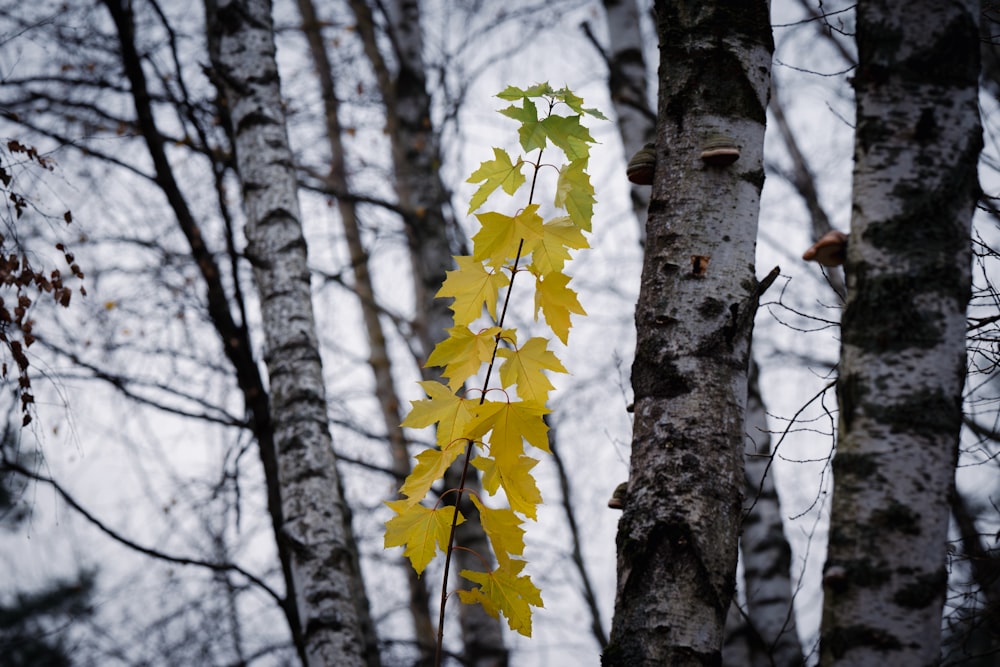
left=485, top=399, right=551, bottom=456
left=472, top=205, right=543, bottom=269
left=534, top=270, right=586, bottom=344
left=470, top=495, right=525, bottom=566
left=398, top=442, right=466, bottom=506
left=437, top=256, right=510, bottom=326
left=528, top=216, right=589, bottom=275
left=401, top=380, right=500, bottom=447
left=473, top=454, right=543, bottom=519
left=458, top=560, right=543, bottom=636
left=425, top=326, right=502, bottom=390
left=384, top=500, right=464, bottom=575
left=496, top=336, right=568, bottom=403
left=466, top=147, right=526, bottom=214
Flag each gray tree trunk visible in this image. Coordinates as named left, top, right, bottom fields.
left=603, top=2, right=773, bottom=665
left=347, top=2, right=508, bottom=664
left=599, top=5, right=800, bottom=659
left=819, top=2, right=981, bottom=665
left=736, top=360, right=801, bottom=666
left=600, top=0, right=655, bottom=237
left=293, top=2, right=437, bottom=663
left=205, top=1, right=378, bottom=665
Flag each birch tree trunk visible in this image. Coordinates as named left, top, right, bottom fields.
left=598, top=6, right=799, bottom=659
left=348, top=0, right=459, bottom=358
left=600, top=0, right=655, bottom=235
left=347, top=3, right=508, bottom=664
left=604, top=2, right=772, bottom=665
left=736, top=360, right=801, bottom=666
left=293, top=2, right=436, bottom=663
left=205, top=1, right=378, bottom=665
left=819, top=2, right=981, bottom=665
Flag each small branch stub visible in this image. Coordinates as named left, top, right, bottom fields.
left=700, top=133, right=740, bottom=167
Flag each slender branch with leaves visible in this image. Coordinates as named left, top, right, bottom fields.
left=383, top=83, right=604, bottom=657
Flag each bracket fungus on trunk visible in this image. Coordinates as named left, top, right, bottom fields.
left=802, top=230, right=849, bottom=267
left=626, top=142, right=657, bottom=185
left=699, top=133, right=740, bottom=167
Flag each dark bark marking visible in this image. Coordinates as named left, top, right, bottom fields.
left=631, top=342, right=690, bottom=399
left=873, top=387, right=963, bottom=437
left=659, top=2, right=771, bottom=129
left=870, top=499, right=921, bottom=536
left=823, top=558, right=893, bottom=591
left=236, top=109, right=278, bottom=133
left=698, top=296, right=726, bottom=318
left=913, top=107, right=938, bottom=143
left=893, top=569, right=946, bottom=609
left=830, top=450, right=882, bottom=487
left=841, top=269, right=946, bottom=352
left=825, top=624, right=903, bottom=659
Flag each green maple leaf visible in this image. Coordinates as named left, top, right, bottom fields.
left=472, top=205, right=543, bottom=269
left=458, top=560, right=543, bottom=636
left=437, top=255, right=510, bottom=326
left=553, top=86, right=608, bottom=120
left=496, top=82, right=554, bottom=101
left=499, top=98, right=547, bottom=153
left=540, top=114, right=594, bottom=162
left=466, top=148, right=526, bottom=214
left=555, top=159, right=595, bottom=231
left=534, top=270, right=586, bottom=344
left=528, top=215, right=589, bottom=275
left=496, top=336, right=568, bottom=403
left=385, top=500, right=464, bottom=575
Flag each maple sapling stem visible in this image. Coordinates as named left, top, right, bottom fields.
left=451, top=545, right=492, bottom=570
left=436, top=437, right=475, bottom=667
left=436, top=137, right=543, bottom=662
left=481, top=238, right=525, bottom=404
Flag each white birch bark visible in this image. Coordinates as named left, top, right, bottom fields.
left=604, top=2, right=772, bottom=664
left=820, top=2, right=981, bottom=665
left=205, top=1, right=376, bottom=665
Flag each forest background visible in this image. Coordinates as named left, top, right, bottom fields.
left=1, top=0, right=998, bottom=665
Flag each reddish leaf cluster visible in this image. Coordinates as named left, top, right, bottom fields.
left=0, top=141, right=85, bottom=425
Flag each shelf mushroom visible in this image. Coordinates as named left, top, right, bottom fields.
left=802, top=230, right=849, bottom=267
left=626, top=143, right=656, bottom=185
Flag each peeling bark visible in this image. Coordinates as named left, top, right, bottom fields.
left=604, top=2, right=773, bottom=665
left=205, top=1, right=378, bottom=665
left=820, top=2, right=981, bottom=665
